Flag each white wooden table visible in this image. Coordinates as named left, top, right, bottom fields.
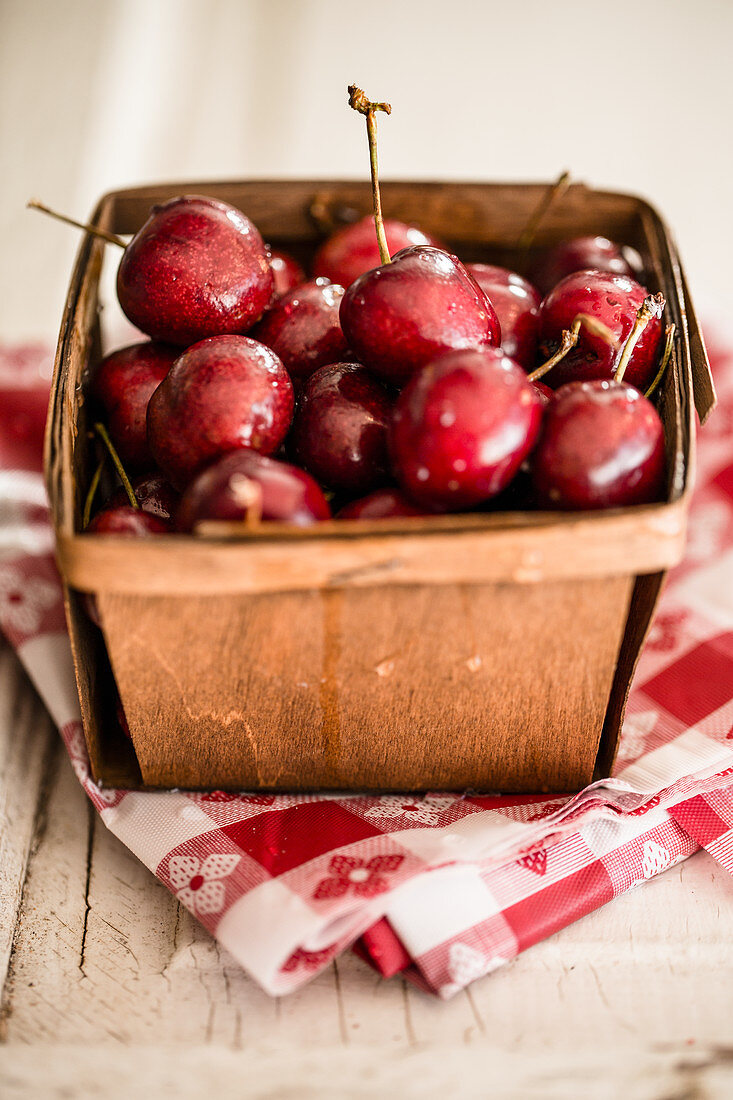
left=2, top=639, right=732, bottom=1098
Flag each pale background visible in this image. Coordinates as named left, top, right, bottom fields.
left=2, top=0, right=732, bottom=346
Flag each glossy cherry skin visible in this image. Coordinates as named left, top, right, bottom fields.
left=336, top=488, right=425, bottom=519
left=532, top=380, right=665, bottom=510
left=86, top=505, right=171, bottom=535
left=107, top=472, right=179, bottom=523
left=89, top=342, right=177, bottom=470
left=390, top=347, right=543, bottom=511
left=176, top=450, right=331, bottom=530
left=313, top=216, right=443, bottom=288
left=117, top=196, right=273, bottom=346
left=147, top=335, right=294, bottom=489
left=538, top=271, right=664, bottom=391
left=289, top=362, right=393, bottom=494
left=252, top=279, right=349, bottom=382
left=530, top=236, right=637, bottom=296
left=340, top=247, right=501, bottom=386
left=268, top=248, right=305, bottom=297
left=466, top=264, right=541, bottom=369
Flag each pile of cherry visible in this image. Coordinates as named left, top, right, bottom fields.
left=70, top=94, right=672, bottom=539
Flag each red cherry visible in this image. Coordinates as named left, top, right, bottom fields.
left=531, top=236, right=637, bottom=295
left=538, top=271, right=663, bottom=391
left=337, top=488, right=425, bottom=519
left=532, top=379, right=665, bottom=510
left=176, top=451, right=331, bottom=530
left=340, top=246, right=500, bottom=386
left=290, top=362, right=392, bottom=494
left=86, top=505, right=170, bottom=535
left=466, top=264, right=541, bottom=369
left=268, top=248, right=305, bottom=297
left=390, top=347, right=543, bottom=510
left=107, top=472, right=179, bottom=523
left=147, top=335, right=294, bottom=489
left=313, top=216, right=442, bottom=288
left=89, top=342, right=176, bottom=470
left=252, top=279, right=349, bottom=382
left=117, top=196, right=273, bottom=346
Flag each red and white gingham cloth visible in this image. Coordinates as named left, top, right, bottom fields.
left=2, top=333, right=733, bottom=999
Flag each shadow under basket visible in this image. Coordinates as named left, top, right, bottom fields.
left=45, top=178, right=716, bottom=793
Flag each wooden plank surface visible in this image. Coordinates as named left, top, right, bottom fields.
left=1, top=635, right=733, bottom=1098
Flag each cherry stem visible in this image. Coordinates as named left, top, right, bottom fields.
left=645, top=323, right=676, bottom=398
left=228, top=474, right=263, bottom=528
left=528, top=312, right=619, bottom=382
left=27, top=199, right=127, bottom=249
left=517, top=171, right=571, bottom=254
left=93, top=423, right=139, bottom=509
left=348, top=85, right=392, bottom=266
left=82, top=456, right=105, bottom=528
left=614, top=293, right=666, bottom=384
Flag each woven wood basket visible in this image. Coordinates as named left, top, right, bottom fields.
left=45, top=179, right=715, bottom=792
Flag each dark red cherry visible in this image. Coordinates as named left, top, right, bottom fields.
left=532, top=379, right=665, bottom=510
left=147, top=335, right=294, bottom=489
left=289, top=362, right=392, bottom=494
left=268, top=248, right=305, bottom=297
left=117, top=196, right=273, bottom=346
left=89, top=342, right=176, bottom=470
left=340, top=246, right=501, bottom=386
left=176, top=450, right=331, bottom=530
left=107, top=472, right=179, bottom=523
left=538, top=271, right=663, bottom=391
left=313, top=216, right=443, bottom=288
left=390, top=347, right=543, bottom=510
left=86, top=505, right=171, bottom=535
left=252, top=279, right=349, bottom=382
left=466, top=264, right=541, bottom=369
left=337, top=488, right=425, bottom=519
left=531, top=236, right=637, bottom=295
left=533, top=380, right=554, bottom=405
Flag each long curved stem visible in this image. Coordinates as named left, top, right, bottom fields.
left=348, top=85, right=392, bottom=265
left=93, top=423, right=139, bottom=509
left=645, top=323, right=676, bottom=398
left=28, top=200, right=127, bottom=248
left=529, top=312, right=619, bottom=382
left=82, top=457, right=105, bottom=528
left=615, top=293, right=665, bottom=383
left=517, top=171, right=571, bottom=254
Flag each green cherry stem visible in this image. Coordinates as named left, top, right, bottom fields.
left=614, top=293, right=666, bottom=384
left=528, top=312, right=619, bottom=382
left=82, top=456, right=105, bottom=529
left=27, top=199, right=127, bottom=249
left=348, top=85, right=392, bottom=266
left=517, top=170, right=572, bottom=255
left=93, top=422, right=139, bottom=509
left=644, top=323, right=676, bottom=398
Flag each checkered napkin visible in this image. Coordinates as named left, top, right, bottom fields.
left=2, top=334, right=733, bottom=999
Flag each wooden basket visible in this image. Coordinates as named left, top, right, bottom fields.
left=45, top=179, right=716, bottom=793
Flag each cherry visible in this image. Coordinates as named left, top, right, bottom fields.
left=252, top=279, right=349, bottom=382
left=107, top=472, right=179, bottom=523
left=176, top=450, right=331, bottom=530
left=338, top=88, right=499, bottom=386
left=466, top=263, right=541, bottom=369
left=531, top=236, right=637, bottom=296
left=86, top=505, right=171, bottom=535
left=538, top=271, right=664, bottom=391
left=390, top=347, right=543, bottom=510
left=313, top=216, right=442, bottom=288
left=289, top=362, right=392, bottom=494
left=268, top=248, right=305, bottom=297
left=337, top=488, right=424, bottom=519
left=117, top=196, right=273, bottom=345
left=89, top=341, right=176, bottom=470
left=532, top=379, right=665, bottom=509
left=147, top=335, right=293, bottom=489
